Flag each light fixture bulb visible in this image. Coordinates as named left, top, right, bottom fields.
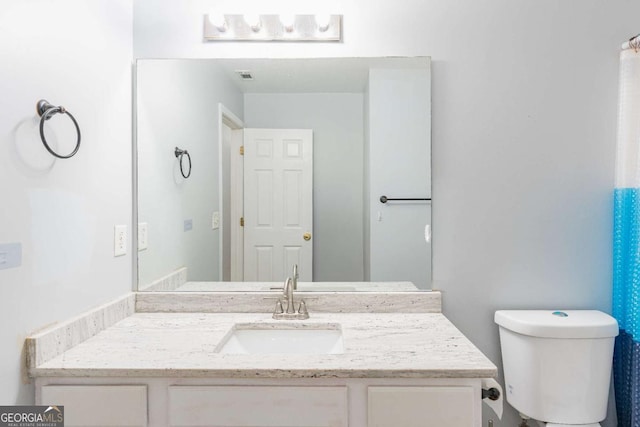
left=208, top=13, right=227, bottom=32
left=280, top=14, right=296, bottom=32
left=244, top=14, right=262, bottom=32
left=316, top=14, right=331, bottom=32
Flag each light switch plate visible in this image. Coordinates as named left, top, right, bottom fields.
left=0, top=243, right=22, bottom=270
left=212, top=211, right=220, bottom=230
left=138, top=223, right=148, bottom=251
left=114, top=225, right=127, bottom=257
left=184, top=219, right=193, bottom=232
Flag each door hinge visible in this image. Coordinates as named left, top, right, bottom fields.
left=239, top=145, right=244, bottom=155
left=240, top=217, right=244, bottom=227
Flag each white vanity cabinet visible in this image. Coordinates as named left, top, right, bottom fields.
left=169, top=386, right=348, bottom=427
left=35, top=378, right=482, bottom=427
left=39, top=385, right=148, bottom=427
left=368, top=386, right=476, bottom=427
left=30, top=309, right=494, bottom=427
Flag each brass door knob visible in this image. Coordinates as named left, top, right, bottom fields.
left=303, top=232, right=312, bottom=241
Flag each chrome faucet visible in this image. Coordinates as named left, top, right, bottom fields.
left=273, top=277, right=309, bottom=320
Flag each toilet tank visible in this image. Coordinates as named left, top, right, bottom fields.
left=495, top=310, right=618, bottom=425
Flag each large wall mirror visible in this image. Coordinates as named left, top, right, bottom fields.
left=136, top=57, right=431, bottom=292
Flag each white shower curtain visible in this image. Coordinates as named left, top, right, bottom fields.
left=613, top=39, right=640, bottom=427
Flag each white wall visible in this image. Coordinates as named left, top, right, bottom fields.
left=244, top=93, right=365, bottom=281
left=137, top=60, right=243, bottom=286
left=0, top=0, right=133, bottom=404
left=133, top=1, right=639, bottom=424
left=368, top=68, right=431, bottom=289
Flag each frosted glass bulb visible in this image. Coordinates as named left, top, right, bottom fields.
left=280, top=14, right=296, bottom=32
left=316, top=14, right=331, bottom=32
left=208, top=13, right=227, bottom=32
left=244, top=14, right=262, bottom=32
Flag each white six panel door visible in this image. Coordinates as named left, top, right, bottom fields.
left=243, top=129, right=313, bottom=281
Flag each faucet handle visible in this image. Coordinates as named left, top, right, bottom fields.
left=274, top=299, right=284, bottom=315
left=292, top=264, right=299, bottom=279
left=298, top=300, right=309, bottom=317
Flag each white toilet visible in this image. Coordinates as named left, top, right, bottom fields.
left=495, top=310, right=619, bottom=427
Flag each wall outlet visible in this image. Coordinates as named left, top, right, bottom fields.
left=114, top=225, right=127, bottom=257
left=138, top=223, right=148, bottom=251
left=184, top=219, right=193, bottom=232
left=212, top=211, right=220, bottom=230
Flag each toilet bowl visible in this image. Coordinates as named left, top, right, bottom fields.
left=495, top=310, right=618, bottom=426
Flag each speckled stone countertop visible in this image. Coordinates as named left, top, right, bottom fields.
left=29, top=312, right=497, bottom=379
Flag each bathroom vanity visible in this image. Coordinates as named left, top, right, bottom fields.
left=26, top=291, right=497, bottom=427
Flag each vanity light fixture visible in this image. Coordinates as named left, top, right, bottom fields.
left=203, top=14, right=342, bottom=42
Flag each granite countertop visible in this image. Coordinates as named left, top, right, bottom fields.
left=30, top=312, right=497, bottom=379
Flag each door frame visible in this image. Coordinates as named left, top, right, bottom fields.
left=218, top=103, right=244, bottom=281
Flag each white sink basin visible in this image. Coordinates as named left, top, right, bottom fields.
left=262, top=284, right=357, bottom=291
left=217, top=324, right=344, bottom=355
left=297, top=284, right=357, bottom=291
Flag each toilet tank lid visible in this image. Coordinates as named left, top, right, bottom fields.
left=494, top=310, right=619, bottom=339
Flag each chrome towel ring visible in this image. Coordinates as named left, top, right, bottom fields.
left=36, top=99, right=81, bottom=159
left=175, top=147, right=192, bottom=179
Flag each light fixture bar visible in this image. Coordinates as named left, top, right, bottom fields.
left=203, top=14, right=342, bottom=42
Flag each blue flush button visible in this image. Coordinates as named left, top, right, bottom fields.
left=552, top=311, right=568, bottom=317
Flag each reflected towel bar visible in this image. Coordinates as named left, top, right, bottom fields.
left=379, top=196, right=431, bottom=203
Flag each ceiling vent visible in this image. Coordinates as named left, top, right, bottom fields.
left=236, top=70, right=254, bottom=80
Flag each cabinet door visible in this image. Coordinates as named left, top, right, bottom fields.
left=368, top=386, right=475, bottom=427
left=40, top=385, right=147, bottom=427
left=169, top=386, right=348, bottom=427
